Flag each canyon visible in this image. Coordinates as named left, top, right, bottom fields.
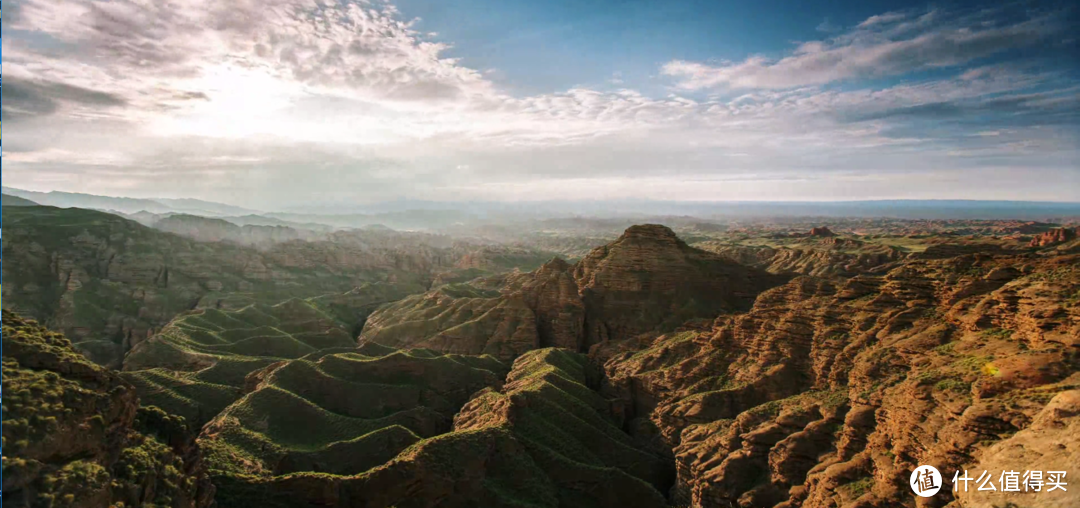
left=3, top=203, right=1079, bottom=508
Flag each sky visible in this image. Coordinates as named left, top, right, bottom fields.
left=2, top=0, right=1079, bottom=209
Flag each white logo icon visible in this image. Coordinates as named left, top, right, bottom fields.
left=911, top=465, right=942, bottom=497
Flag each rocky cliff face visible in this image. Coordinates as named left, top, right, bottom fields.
left=505, top=257, right=587, bottom=350
left=361, top=225, right=785, bottom=360
left=598, top=250, right=1080, bottom=508
left=574, top=224, right=786, bottom=347
left=808, top=227, right=837, bottom=237
left=1029, top=227, right=1080, bottom=247
left=1, top=310, right=215, bottom=508
left=955, top=390, right=1079, bottom=508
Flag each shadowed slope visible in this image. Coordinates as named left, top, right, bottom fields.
left=198, top=345, right=514, bottom=506
left=204, top=348, right=665, bottom=505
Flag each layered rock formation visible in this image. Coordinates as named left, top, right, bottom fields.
left=1029, top=227, right=1080, bottom=247
left=698, top=238, right=905, bottom=279
left=574, top=224, right=785, bottom=346
left=357, top=284, right=540, bottom=361
left=9, top=214, right=1080, bottom=508
left=359, top=257, right=589, bottom=361
left=955, top=390, right=1079, bottom=508
left=598, top=250, right=1080, bottom=508
left=808, top=227, right=837, bottom=237
left=361, top=225, right=785, bottom=360
left=1, top=310, right=215, bottom=508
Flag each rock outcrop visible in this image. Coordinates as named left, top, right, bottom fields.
left=505, top=257, right=587, bottom=350
left=361, top=225, right=785, bottom=360
left=700, top=241, right=905, bottom=278
left=1029, top=227, right=1080, bottom=247
left=574, top=224, right=786, bottom=347
left=1, top=310, right=215, bottom=508
left=955, top=389, right=1080, bottom=508
left=808, top=227, right=837, bottom=237
left=9, top=214, right=1080, bottom=508
left=599, top=250, right=1080, bottom=508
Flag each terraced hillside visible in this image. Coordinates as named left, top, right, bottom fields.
left=1, top=310, right=214, bottom=508
left=121, top=298, right=368, bottom=428
left=209, top=348, right=672, bottom=508
left=200, top=345, right=507, bottom=489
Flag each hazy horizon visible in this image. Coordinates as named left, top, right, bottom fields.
left=7, top=184, right=1080, bottom=209
left=3, top=0, right=1079, bottom=208
left=7, top=185, right=1080, bottom=223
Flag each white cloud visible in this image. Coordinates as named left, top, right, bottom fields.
left=2, top=1, right=1078, bottom=205
left=857, top=11, right=908, bottom=28
left=662, top=8, right=1063, bottom=90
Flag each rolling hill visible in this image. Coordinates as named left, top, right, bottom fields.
left=2, top=193, right=40, bottom=206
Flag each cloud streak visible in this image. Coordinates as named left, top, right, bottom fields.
left=662, top=8, right=1064, bottom=90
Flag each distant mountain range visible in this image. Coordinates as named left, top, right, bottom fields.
left=5, top=186, right=1080, bottom=221
left=1, top=187, right=261, bottom=216
left=224, top=198, right=1080, bottom=222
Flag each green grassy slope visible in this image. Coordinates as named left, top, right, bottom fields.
left=199, top=347, right=508, bottom=484
left=3, top=206, right=545, bottom=368
left=211, top=348, right=671, bottom=508
left=454, top=349, right=673, bottom=507
left=121, top=298, right=364, bottom=428
left=2, top=193, right=40, bottom=206
left=358, top=283, right=541, bottom=361
left=1, top=310, right=214, bottom=507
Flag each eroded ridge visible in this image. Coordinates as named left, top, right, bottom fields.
left=600, top=252, right=1080, bottom=507
left=204, top=348, right=672, bottom=508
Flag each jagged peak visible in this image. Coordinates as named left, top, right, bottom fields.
left=538, top=256, right=571, bottom=272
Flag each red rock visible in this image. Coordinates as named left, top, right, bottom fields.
left=1029, top=227, right=1080, bottom=247
left=808, top=227, right=837, bottom=237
